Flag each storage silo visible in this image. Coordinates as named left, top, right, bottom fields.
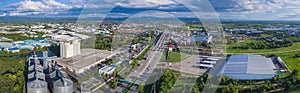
left=53, top=78, right=73, bottom=93
left=27, top=79, right=48, bottom=93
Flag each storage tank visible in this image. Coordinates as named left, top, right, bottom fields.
left=27, top=79, right=48, bottom=93
left=53, top=78, right=73, bottom=93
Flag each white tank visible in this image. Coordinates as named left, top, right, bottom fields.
left=27, top=79, right=48, bottom=93
left=53, top=78, right=73, bottom=93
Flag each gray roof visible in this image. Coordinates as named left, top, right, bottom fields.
left=56, top=49, right=113, bottom=72
left=27, top=79, right=47, bottom=89
left=223, top=54, right=276, bottom=75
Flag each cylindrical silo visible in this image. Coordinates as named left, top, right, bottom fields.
left=53, top=78, right=73, bottom=93
left=27, top=79, right=48, bottom=93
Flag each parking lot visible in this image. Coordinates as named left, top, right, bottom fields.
left=162, top=55, right=226, bottom=75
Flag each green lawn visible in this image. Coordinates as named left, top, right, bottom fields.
left=276, top=52, right=300, bottom=78
left=167, top=51, right=190, bottom=62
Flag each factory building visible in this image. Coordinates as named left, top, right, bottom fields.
left=56, top=49, right=114, bottom=74
left=53, top=35, right=81, bottom=58
left=221, top=54, right=276, bottom=80
left=59, top=39, right=81, bottom=58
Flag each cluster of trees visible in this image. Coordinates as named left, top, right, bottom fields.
left=81, top=36, right=113, bottom=50
left=139, top=69, right=178, bottom=93
left=195, top=42, right=211, bottom=48
left=191, top=70, right=300, bottom=93
left=0, top=58, right=26, bottom=92
left=230, top=40, right=292, bottom=49
left=0, top=33, right=33, bottom=41
left=229, top=35, right=300, bottom=50
left=156, top=69, right=178, bottom=93
left=95, top=36, right=113, bottom=50
left=131, top=33, right=157, bottom=45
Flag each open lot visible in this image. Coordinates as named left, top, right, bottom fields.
left=162, top=55, right=225, bottom=75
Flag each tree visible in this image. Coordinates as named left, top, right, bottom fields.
left=111, top=79, right=118, bottom=89
left=138, top=83, right=145, bottom=93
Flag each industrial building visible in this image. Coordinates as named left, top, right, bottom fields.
left=99, top=65, right=116, bottom=75
left=59, top=39, right=81, bottom=58
left=53, top=35, right=81, bottom=58
left=221, top=54, right=276, bottom=80
left=56, top=49, right=114, bottom=74
left=27, top=52, right=73, bottom=93
left=0, top=39, right=52, bottom=53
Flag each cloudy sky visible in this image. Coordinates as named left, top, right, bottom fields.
left=0, top=0, right=300, bottom=20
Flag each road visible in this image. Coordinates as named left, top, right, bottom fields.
left=115, top=32, right=168, bottom=93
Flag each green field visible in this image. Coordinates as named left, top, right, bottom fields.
left=227, top=42, right=300, bottom=54
left=160, top=49, right=190, bottom=62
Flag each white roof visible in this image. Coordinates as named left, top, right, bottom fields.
left=201, top=61, right=217, bottom=64
left=52, top=35, right=79, bottom=41
left=223, top=54, right=276, bottom=75
left=200, top=64, right=214, bottom=68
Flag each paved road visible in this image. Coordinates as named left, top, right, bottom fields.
left=114, top=32, right=168, bottom=93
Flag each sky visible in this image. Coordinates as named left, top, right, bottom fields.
left=0, top=0, right=300, bottom=20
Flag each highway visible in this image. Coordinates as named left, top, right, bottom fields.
left=114, top=32, right=169, bottom=93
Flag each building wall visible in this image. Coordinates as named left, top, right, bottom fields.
left=60, top=41, right=81, bottom=58
left=224, top=73, right=275, bottom=80
left=65, top=42, right=73, bottom=58
left=73, top=40, right=80, bottom=56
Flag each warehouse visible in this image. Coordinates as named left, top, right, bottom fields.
left=55, top=49, right=115, bottom=74
left=221, top=54, right=276, bottom=80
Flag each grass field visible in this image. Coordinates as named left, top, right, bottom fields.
left=227, top=42, right=300, bottom=54
left=160, top=49, right=190, bottom=62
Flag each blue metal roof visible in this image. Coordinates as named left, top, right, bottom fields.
left=8, top=47, right=20, bottom=50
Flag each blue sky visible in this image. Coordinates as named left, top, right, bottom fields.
left=0, top=0, right=300, bottom=20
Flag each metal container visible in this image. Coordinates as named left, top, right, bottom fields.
left=27, top=80, right=48, bottom=93
left=53, top=78, right=73, bottom=93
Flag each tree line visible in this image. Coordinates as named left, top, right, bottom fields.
left=191, top=70, right=300, bottom=93
left=230, top=36, right=300, bottom=49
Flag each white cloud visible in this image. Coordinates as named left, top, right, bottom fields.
left=0, top=13, right=7, bottom=16
left=42, top=0, right=71, bottom=9
left=7, top=0, right=72, bottom=16
left=208, top=0, right=300, bottom=19
left=225, top=0, right=284, bottom=13
left=116, top=0, right=178, bottom=8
